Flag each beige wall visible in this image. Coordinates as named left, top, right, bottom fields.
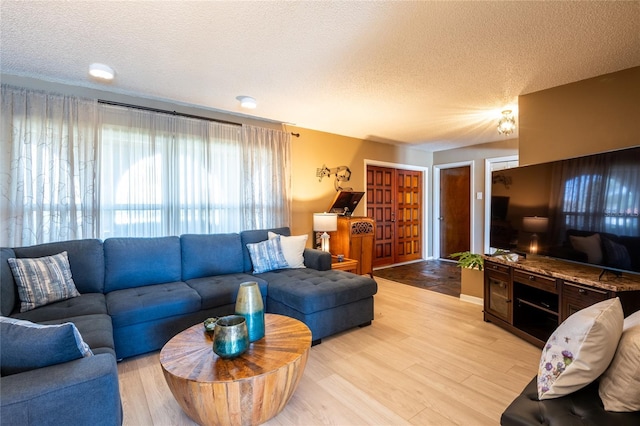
left=289, top=126, right=433, bottom=249
left=519, top=66, right=640, bottom=165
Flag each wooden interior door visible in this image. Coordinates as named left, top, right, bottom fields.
left=396, top=169, right=422, bottom=263
left=439, top=165, right=470, bottom=259
left=367, top=165, right=423, bottom=267
left=367, top=166, right=394, bottom=266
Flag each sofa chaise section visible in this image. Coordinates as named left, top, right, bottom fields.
left=240, top=228, right=377, bottom=343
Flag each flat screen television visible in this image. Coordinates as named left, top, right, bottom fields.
left=327, top=191, right=364, bottom=216
left=489, top=146, right=640, bottom=276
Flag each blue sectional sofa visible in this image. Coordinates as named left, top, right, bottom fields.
left=0, top=227, right=377, bottom=426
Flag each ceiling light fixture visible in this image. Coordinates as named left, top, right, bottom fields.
left=236, top=96, right=257, bottom=109
left=497, top=110, right=516, bottom=135
left=89, top=63, right=115, bottom=80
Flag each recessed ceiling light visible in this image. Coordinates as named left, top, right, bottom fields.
left=236, top=96, right=257, bottom=109
left=89, top=63, right=115, bottom=80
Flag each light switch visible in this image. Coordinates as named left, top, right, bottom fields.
left=476, top=192, right=483, bottom=200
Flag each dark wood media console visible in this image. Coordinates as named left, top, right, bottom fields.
left=483, top=256, right=640, bottom=348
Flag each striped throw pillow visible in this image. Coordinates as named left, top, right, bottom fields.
left=246, top=236, right=289, bottom=274
left=7, top=251, right=80, bottom=312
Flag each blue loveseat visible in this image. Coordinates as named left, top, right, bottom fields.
left=0, top=227, right=377, bottom=426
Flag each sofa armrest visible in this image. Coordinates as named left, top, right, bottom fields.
left=1, top=353, right=122, bottom=426
left=303, top=248, right=332, bottom=271
left=501, top=376, right=640, bottom=426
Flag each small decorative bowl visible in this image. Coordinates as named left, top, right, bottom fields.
left=204, top=317, right=218, bottom=336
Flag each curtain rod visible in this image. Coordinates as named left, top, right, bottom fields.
left=98, top=99, right=242, bottom=126
left=99, top=99, right=301, bottom=137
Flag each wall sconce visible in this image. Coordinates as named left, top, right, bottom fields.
left=522, top=216, right=548, bottom=254
left=497, top=110, right=516, bottom=135
left=313, top=213, right=338, bottom=252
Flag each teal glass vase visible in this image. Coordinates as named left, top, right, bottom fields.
left=235, top=281, right=265, bottom=342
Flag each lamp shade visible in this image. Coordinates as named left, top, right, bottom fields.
left=522, top=217, right=548, bottom=233
left=313, top=213, right=337, bottom=232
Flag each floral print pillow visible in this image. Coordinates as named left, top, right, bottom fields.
left=537, top=297, right=623, bottom=400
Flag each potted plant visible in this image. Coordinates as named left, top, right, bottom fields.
left=449, top=251, right=485, bottom=302
left=450, top=251, right=485, bottom=270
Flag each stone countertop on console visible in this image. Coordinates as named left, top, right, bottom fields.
left=484, top=255, right=640, bottom=293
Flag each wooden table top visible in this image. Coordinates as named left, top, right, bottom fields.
left=160, top=313, right=311, bottom=383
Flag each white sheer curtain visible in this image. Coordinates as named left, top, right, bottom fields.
left=98, top=105, right=291, bottom=238
left=2, top=86, right=292, bottom=245
left=99, top=104, right=249, bottom=237
left=241, top=125, right=291, bottom=230
left=1, top=86, right=98, bottom=246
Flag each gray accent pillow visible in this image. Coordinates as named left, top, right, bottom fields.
left=7, top=251, right=80, bottom=312
left=0, top=316, right=93, bottom=376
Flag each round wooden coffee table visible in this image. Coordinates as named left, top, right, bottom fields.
left=160, top=313, right=311, bottom=426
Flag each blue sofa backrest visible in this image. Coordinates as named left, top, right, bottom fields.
left=180, top=233, right=244, bottom=280
left=240, top=227, right=291, bottom=273
left=1, top=248, right=17, bottom=316
left=0, top=239, right=105, bottom=316
left=104, top=236, right=182, bottom=292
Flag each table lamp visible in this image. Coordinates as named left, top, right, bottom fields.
left=313, top=213, right=338, bottom=252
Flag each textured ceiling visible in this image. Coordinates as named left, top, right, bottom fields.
left=1, top=1, right=639, bottom=151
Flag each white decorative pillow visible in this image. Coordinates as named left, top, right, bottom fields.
left=246, top=236, right=289, bottom=274
left=268, top=231, right=307, bottom=269
left=537, top=297, right=623, bottom=400
left=569, top=233, right=603, bottom=264
left=598, top=310, right=640, bottom=412
left=7, top=251, right=80, bottom=312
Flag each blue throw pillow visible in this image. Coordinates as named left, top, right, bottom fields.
left=0, top=316, right=93, bottom=376
left=246, top=236, right=289, bottom=274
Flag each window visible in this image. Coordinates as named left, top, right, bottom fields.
left=1, top=86, right=291, bottom=246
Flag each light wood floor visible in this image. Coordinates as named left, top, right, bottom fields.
left=118, top=278, right=541, bottom=425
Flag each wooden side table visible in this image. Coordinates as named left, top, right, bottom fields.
left=331, top=255, right=359, bottom=274
left=160, top=314, right=311, bottom=426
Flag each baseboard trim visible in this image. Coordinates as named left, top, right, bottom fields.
left=459, top=294, right=483, bottom=306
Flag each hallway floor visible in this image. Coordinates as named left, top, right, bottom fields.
left=373, top=259, right=461, bottom=298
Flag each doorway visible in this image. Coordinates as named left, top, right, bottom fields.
left=484, top=155, right=519, bottom=253
left=436, top=164, right=471, bottom=259
left=366, top=164, right=424, bottom=267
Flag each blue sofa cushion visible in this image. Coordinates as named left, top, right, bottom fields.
left=181, top=233, right=244, bottom=280
left=106, top=282, right=201, bottom=328
left=0, top=316, right=92, bottom=376
left=0, top=354, right=122, bottom=426
left=10, top=292, right=107, bottom=323
left=258, top=269, right=378, bottom=314
left=240, top=227, right=290, bottom=273
left=246, top=236, right=289, bottom=273
left=12, top=239, right=105, bottom=294
left=104, top=236, right=182, bottom=292
left=8, top=251, right=80, bottom=312
left=1, top=248, right=17, bottom=316
left=41, top=313, right=116, bottom=357
left=186, top=273, right=267, bottom=310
